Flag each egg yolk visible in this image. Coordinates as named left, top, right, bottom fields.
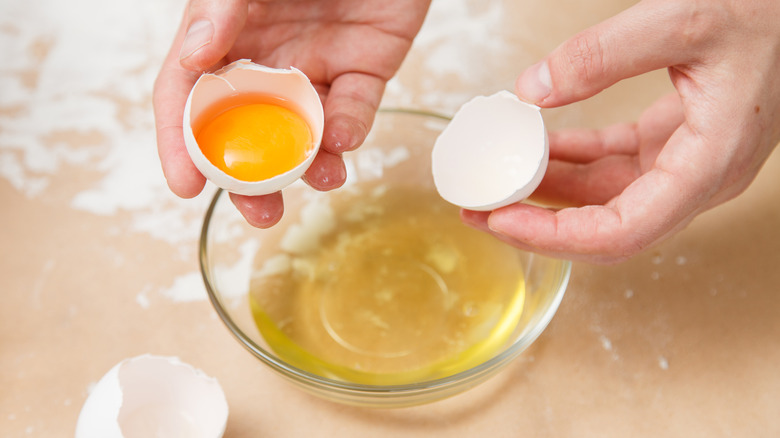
left=195, top=101, right=313, bottom=182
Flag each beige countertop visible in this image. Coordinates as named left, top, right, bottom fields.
left=2, top=0, right=779, bottom=436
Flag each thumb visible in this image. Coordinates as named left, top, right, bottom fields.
left=515, top=0, right=702, bottom=107
left=178, top=0, right=249, bottom=71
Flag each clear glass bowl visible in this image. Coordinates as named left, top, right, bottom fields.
left=200, top=109, right=571, bottom=408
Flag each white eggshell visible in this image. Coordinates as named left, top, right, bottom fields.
left=183, top=59, right=324, bottom=196
left=75, top=355, right=229, bottom=438
left=431, top=90, right=549, bottom=211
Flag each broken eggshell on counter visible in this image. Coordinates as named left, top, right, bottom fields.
left=183, top=59, right=325, bottom=196
left=75, top=355, right=228, bottom=438
left=432, top=90, right=549, bottom=211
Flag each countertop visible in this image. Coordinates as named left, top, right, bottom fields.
left=2, top=0, right=779, bottom=436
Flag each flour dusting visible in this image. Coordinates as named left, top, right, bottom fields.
left=0, top=0, right=200, bottom=250
left=0, top=0, right=225, bottom=307
left=415, top=0, right=510, bottom=81
left=160, top=271, right=206, bottom=303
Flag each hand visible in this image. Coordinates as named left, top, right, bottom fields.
left=463, top=0, right=780, bottom=264
left=153, top=0, right=430, bottom=227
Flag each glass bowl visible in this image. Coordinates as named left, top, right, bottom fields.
left=200, top=109, right=571, bottom=408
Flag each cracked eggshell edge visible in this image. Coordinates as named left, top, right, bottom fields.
left=431, top=91, right=549, bottom=211
left=75, top=354, right=228, bottom=438
left=182, top=60, right=325, bottom=196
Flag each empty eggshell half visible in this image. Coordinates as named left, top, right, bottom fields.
left=75, top=355, right=228, bottom=438
left=183, top=59, right=324, bottom=196
left=432, top=90, right=549, bottom=211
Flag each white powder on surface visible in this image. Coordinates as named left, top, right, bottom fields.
left=0, top=0, right=193, bottom=230
left=414, top=0, right=509, bottom=81
left=383, top=0, right=513, bottom=115
left=160, top=238, right=261, bottom=303
left=593, top=331, right=619, bottom=361
left=0, top=0, right=224, bottom=306
left=1, top=0, right=185, bottom=200
left=160, top=271, right=206, bottom=303
left=212, top=238, right=260, bottom=300
left=135, top=287, right=151, bottom=309
left=599, top=335, right=613, bottom=351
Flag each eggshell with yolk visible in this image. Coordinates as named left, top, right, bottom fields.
left=182, top=60, right=324, bottom=196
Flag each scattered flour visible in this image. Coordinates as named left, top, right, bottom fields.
left=0, top=0, right=224, bottom=306
left=384, top=0, right=512, bottom=114
left=1, top=0, right=187, bottom=210
left=599, top=335, right=613, bottom=351
left=159, top=271, right=205, bottom=303
left=415, top=0, right=510, bottom=82
left=160, top=238, right=260, bottom=302
left=0, top=0, right=204, bottom=247
left=135, top=286, right=152, bottom=309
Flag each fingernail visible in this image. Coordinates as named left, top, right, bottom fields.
left=460, top=210, right=492, bottom=233
left=179, top=19, right=214, bottom=61
left=324, top=116, right=364, bottom=153
left=486, top=212, right=509, bottom=235
left=516, top=61, right=552, bottom=104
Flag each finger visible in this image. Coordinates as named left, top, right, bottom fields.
left=153, top=19, right=207, bottom=199
left=635, top=92, right=685, bottom=171
left=546, top=92, right=682, bottom=164
left=548, top=123, right=640, bottom=163
left=486, top=125, right=714, bottom=263
left=531, top=154, right=641, bottom=207
left=321, top=72, right=386, bottom=154
left=179, top=0, right=249, bottom=71
left=302, top=149, right=347, bottom=191
left=515, top=1, right=708, bottom=106
left=461, top=210, right=541, bottom=253
left=229, top=191, right=285, bottom=229
left=534, top=93, right=684, bottom=205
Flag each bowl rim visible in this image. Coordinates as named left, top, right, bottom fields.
left=199, top=108, right=572, bottom=396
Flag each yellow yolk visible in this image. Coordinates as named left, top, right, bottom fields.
left=195, top=102, right=313, bottom=182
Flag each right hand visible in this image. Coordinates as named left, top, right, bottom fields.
left=463, top=0, right=780, bottom=264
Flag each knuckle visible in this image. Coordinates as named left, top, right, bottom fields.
left=588, top=237, right=644, bottom=264
left=592, top=212, right=649, bottom=264
left=561, top=32, right=607, bottom=84
left=674, top=0, right=728, bottom=47
left=600, top=236, right=644, bottom=264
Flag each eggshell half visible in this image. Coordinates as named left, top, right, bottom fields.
left=183, top=59, right=325, bottom=196
left=75, top=355, right=228, bottom=438
left=431, top=91, right=549, bottom=211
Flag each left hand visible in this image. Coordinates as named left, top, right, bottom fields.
left=153, top=0, right=431, bottom=227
